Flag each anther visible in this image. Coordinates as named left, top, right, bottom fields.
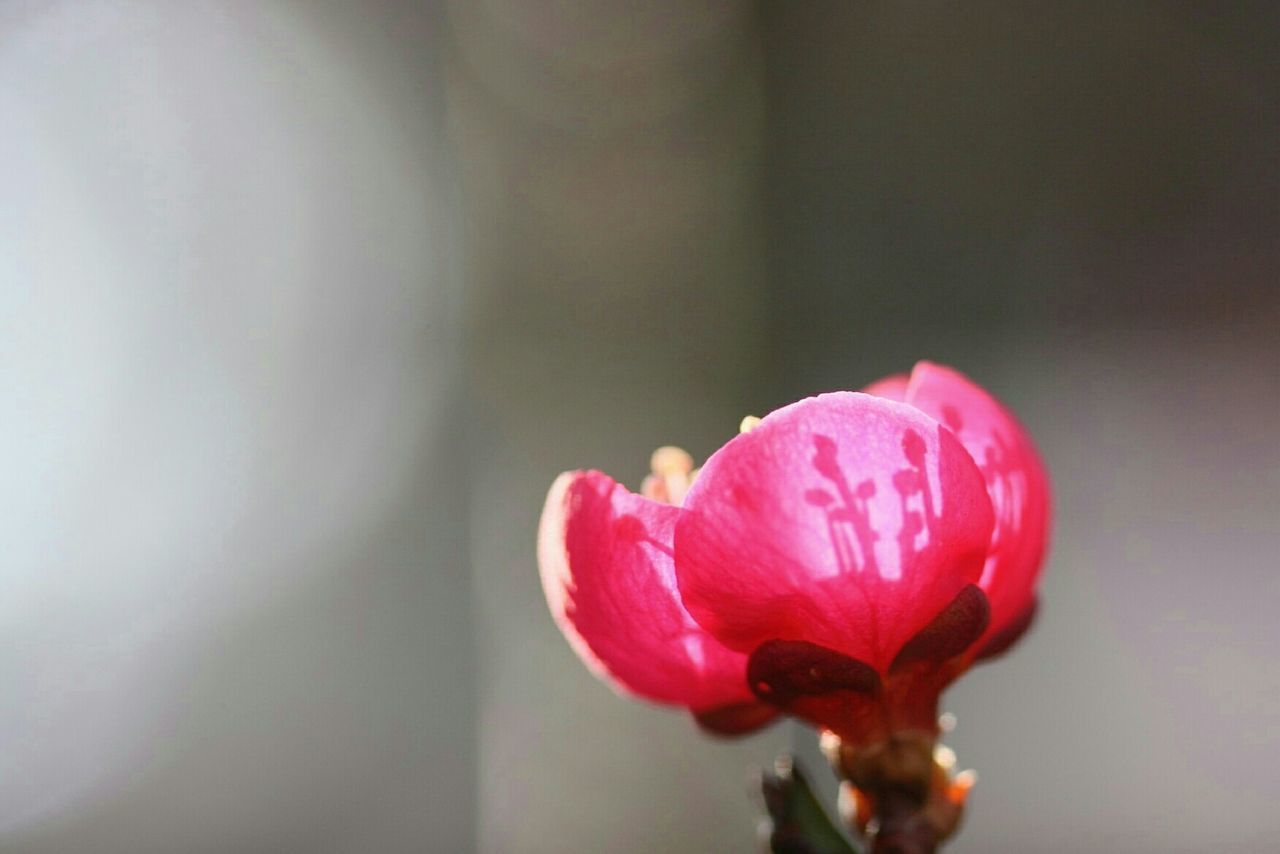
left=650, top=446, right=694, bottom=476
left=646, top=446, right=696, bottom=505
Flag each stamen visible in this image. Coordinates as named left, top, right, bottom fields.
left=646, top=446, right=696, bottom=505
left=650, top=446, right=694, bottom=476
left=639, top=474, right=666, bottom=503
left=739, top=415, right=762, bottom=433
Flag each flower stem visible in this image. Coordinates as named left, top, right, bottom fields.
left=866, top=790, right=937, bottom=854
left=823, top=730, right=967, bottom=853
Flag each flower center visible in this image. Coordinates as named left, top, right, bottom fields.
left=641, top=415, right=762, bottom=506
left=642, top=446, right=696, bottom=505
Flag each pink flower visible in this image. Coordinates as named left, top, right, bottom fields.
left=538, top=363, right=1049, bottom=744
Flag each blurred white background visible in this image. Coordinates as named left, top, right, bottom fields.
left=2, top=3, right=469, bottom=852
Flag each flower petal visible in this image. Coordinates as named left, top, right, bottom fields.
left=538, top=470, right=771, bottom=718
left=865, top=362, right=1051, bottom=646
left=675, top=393, right=995, bottom=673
left=861, top=373, right=910, bottom=401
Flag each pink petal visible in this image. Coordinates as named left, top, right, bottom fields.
left=861, top=373, right=910, bottom=401
left=538, top=470, right=770, bottom=717
left=865, top=362, right=1051, bottom=648
left=675, top=393, right=995, bottom=674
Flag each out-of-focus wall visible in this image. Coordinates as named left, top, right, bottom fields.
left=767, top=5, right=1280, bottom=852
left=447, top=2, right=788, bottom=851
left=1, top=3, right=470, bottom=852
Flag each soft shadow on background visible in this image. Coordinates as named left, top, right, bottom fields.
left=3, top=2, right=1278, bottom=853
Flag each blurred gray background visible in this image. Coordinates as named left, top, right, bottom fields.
left=2, top=2, right=1277, bottom=853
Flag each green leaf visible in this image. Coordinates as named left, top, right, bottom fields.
left=759, top=755, right=860, bottom=854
